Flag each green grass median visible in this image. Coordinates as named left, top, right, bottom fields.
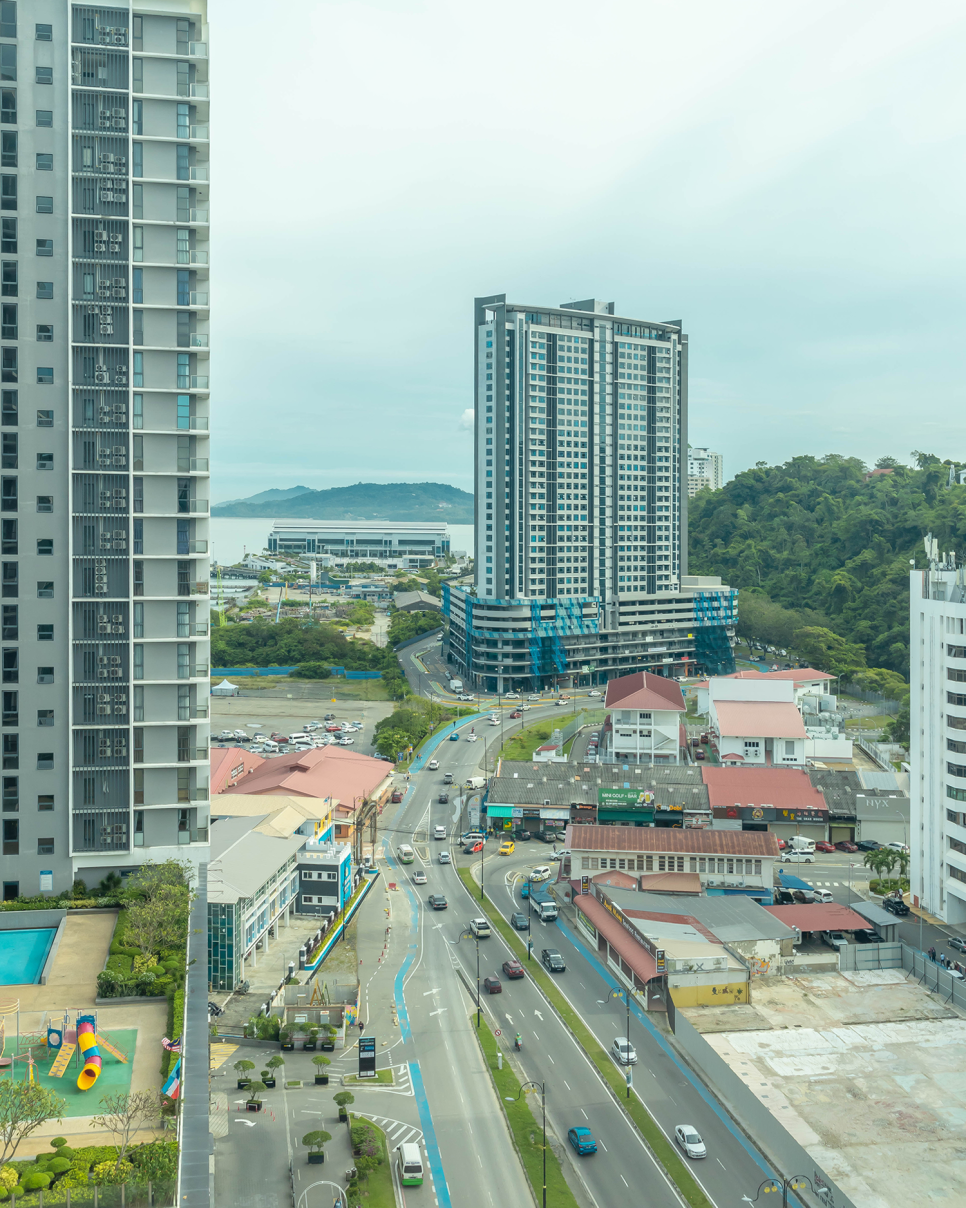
left=473, top=1012, right=581, bottom=1208
left=457, top=867, right=712, bottom=1208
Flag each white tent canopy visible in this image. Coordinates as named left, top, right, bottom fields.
left=211, top=679, right=240, bottom=696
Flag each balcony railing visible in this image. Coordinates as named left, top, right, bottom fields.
left=177, top=747, right=208, bottom=762
left=176, top=457, right=208, bottom=472
left=189, top=250, right=208, bottom=264
left=189, top=292, right=208, bottom=306
left=177, top=664, right=209, bottom=679
left=190, top=582, right=209, bottom=596
left=191, top=705, right=208, bottom=719
left=188, top=377, right=209, bottom=391
left=188, top=42, right=207, bottom=56
left=189, top=83, right=209, bottom=98
left=190, top=124, right=208, bottom=139
left=184, top=540, right=208, bottom=554
left=177, top=498, right=208, bottom=513
left=189, top=208, right=208, bottom=223
left=191, top=787, right=209, bottom=801
left=190, top=334, right=209, bottom=347
left=189, top=166, right=208, bottom=182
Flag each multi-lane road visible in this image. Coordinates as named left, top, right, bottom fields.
left=374, top=707, right=787, bottom=1208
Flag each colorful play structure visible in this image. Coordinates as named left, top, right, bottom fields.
left=0, top=1003, right=128, bottom=1091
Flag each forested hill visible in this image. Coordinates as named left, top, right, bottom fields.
left=687, top=454, right=966, bottom=677
left=213, top=482, right=474, bottom=522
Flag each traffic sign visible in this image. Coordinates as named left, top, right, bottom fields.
left=495, top=1029, right=501, bottom=1036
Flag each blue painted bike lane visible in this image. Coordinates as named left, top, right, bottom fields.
left=383, top=832, right=454, bottom=1208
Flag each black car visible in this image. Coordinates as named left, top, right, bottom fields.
left=854, top=929, right=879, bottom=944
left=539, top=832, right=556, bottom=844
left=855, top=840, right=882, bottom=852
left=324, top=713, right=336, bottom=721
left=438, top=792, right=449, bottom=804
left=428, top=894, right=448, bottom=910
left=541, top=948, right=565, bottom=973
left=510, top=912, right=529, bottom=931
left=883, top=897, right=910, bottom=916
left=516, top=830, right=532, bottom=842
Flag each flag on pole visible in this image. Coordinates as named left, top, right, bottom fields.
left=162, top=1057, right=181, bottom=1100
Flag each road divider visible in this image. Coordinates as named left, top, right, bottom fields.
left=456, top=868, right=712, bottom=1208
left=472, top=1012, right=582, bottom=1208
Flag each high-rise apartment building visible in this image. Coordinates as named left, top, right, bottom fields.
left=687, top=447, right=723, bottom=497
left=444, top=297, right=736, bottom=692
left=910, top=548, right=966, bottom=925
left=0, top=1, right=210, bottom=901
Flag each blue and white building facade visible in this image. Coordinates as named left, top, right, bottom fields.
left=444, top=297, right=736, bottom=692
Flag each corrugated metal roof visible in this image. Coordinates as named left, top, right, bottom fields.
left=571, top=824, right=780, bottom=857
left=762, top=902, right=870, bottom=931
left=489, top=762, right=710, bottom=808
left=600, top=885, right=797, bottom=942
left=808, top=767, right=860, bottom=817
left=208, top=815, right=304, bottom=903
left=702, top=766, right=827, bottom=812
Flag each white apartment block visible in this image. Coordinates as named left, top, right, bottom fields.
left=911, top=556, right=966, bottom=924
left=0, top=1, right=211, bottom=901
left=687, top=447, right=722, bottom=497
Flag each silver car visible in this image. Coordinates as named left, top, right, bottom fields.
left=611, top=1037, right=637, bottom=1065
left=674, top=1125, right=706, bottom=1159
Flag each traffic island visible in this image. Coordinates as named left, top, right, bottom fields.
left=457, top=868, right=713, bottom=1208
left=472, top=1013, right=582, bottom=1208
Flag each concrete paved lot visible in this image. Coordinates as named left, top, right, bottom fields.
left=694, top=972, right=966, bottom=1208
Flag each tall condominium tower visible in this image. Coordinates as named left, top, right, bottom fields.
left=910, top=546, right=966, bottom=924
left=0, top=1, right=210, bottom=901
left=687, top=447, right=723, bottom=497
left=444, top=297, right=735, bottom=693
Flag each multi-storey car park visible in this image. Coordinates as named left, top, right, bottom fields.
left=0, top=1, right=210, bottom=900
left=443, top=296, right=736, bottom=693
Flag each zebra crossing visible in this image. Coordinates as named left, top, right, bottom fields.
left=364, top=1114, right=423, bottom=1149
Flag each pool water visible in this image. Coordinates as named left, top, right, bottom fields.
left=0, top=928, right=56, bottom=985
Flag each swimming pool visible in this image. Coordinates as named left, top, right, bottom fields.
left=0, top=928, right=56, bottom=985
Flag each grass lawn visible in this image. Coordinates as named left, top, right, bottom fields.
left=844, top=715, right=892, bottom=730
left=456, top=870, right=712, bottom=1208
left=474, top=1014, right=581, bottom=1208
left=501, top=720, right=555, bottom=761
left=351, top=1115, right=394, bottom=1208
left=345, top=1068, right=394, bottom=1085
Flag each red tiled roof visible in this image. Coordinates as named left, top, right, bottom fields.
left=210, top=746, right=265, bottom=794
left=694, top=668, right=834, bottom=689
left=575, top=894, right=659, bottom=984
left=637, top=871, right=703, bottom=894
left=763, top=902, right=870, bottom=931
left=713, top=700, right=807, bottom=739
left=702, top=766, right=827, bottom=812
left=220, top=746, right=391, bottom=803
left=570, top=824, right=780, bottom=857
left=605, top=671, right=685, bottom=713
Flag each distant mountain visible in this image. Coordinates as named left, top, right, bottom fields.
left=216, top=485, right=313, bottom=507
left=212, top=482, right=474, bottom=523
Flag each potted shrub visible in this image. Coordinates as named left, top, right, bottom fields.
left=265, top=1054, right=285, bottom=1087
left=260, top=1069, right=275, bottom=1089
left=302, top=1130, right=331, bottom=1166
left=234, top=1058, right=256, bottom=1090
left=303, top=1027, right=318, bottom=1052
left=246, top=1080, right=266, bottom=1112
left=279, top=1029, right=295, bottom=1052
left=312, top=1053, right=331, bottom=1086
left=320, top=1024, right=336, bottom=1052
left=333, top=1091, right=354, bottom=1123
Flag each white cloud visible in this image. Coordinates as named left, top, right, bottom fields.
left=459, top=409, right=474, bottom=431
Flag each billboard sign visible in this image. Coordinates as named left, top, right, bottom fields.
left=358, top=1035, right=376, bottom=1079
left=597, top=787, right=655, bottom=809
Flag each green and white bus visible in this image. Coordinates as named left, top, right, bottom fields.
left=396, top=1142, right=423, bottom=1186
left=397, top=844, right=415, bottom=864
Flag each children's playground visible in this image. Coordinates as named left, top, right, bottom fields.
left=0, top=912, right=169, bottom=1151
left=0, top=1004, right=136, bottom=1116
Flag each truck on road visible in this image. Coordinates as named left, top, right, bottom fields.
left=520, top=881, right=559, bottom=920
left=449, top=678, right=464, bottom=693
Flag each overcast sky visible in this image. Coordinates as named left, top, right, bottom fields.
left=208, top=0, right=966, bottom=503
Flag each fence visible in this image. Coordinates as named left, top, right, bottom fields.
left=838, top=941, right=901, bottom=971
left=839, top=682, right=901, bottom=714
left=210, top=666, right=383, bottom=679
left=668, top=1005, right=857, bottom=1208
left=903, top=942, right=966, bottom=1011
left=855, top=737, right=904, bottom=770
left=2, top=1182, right=175, bottom=1208
left=393, top=627, right=443, bottom=652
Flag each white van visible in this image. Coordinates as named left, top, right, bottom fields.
left=396, top=1142, right=423, bottom=1186
left=261, top=740, right=280, bottom=753
left=288, top=732, right=311, bottom=744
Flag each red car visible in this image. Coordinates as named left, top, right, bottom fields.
left=325, top=724, right=341, bottom=733
left=814, top=841, right=835, bottom=853
left=776, top=838, right=786, bottom=850
left=510, top=710, right=522, bottom=719
left=502, top=959, right=525, bottom=979
left=836, top=841, right=859, bottom=853
left=391, top=790, right=403, bottom=803
left=483, top=976, right=502, bottom=994
left=463, top=840, right=483, bottom=853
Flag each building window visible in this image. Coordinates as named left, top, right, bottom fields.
left=132, top=268, right=142, bottom=303
left=36, top=240, right=52, bottom=258
left=35, top=153, right=52, bottom=172
left=36, top=110, right=52, bottom=127
left=0, top=175, right=14, bottom=211
left=36, top=24, right=52, bottom=41
left=133, top=226, right=143, bottom=262
left=2, top=817, right=17, bottom=855
left=1, top=689, right=16, bottom=725
left=38, top=795, right=53, bottom=811
left=37, top=836, right=53, bottom=854
left=35, top=196, right=52, bottom=214
left=0, top=476, right=15, bottom=509
left=1, top=604, right=14, bottom=639
left=36, top=665, right=52, bottom=681
left=37, top=623, right=53, bottom=640
left=36, top=581, right=52, bottom=597
left=37, top=539, right=52, bottom=555
left=36, top=282, right=52, bottom=300
left=132, top=142, right=143, bottom=178
left=1, top=262, right=14, bottom=297
left=0, top=218, right=15, bottom=253
left=132, top=183, right=142, bottom=219
left=2, top=733, right=16, bottom=769
left=37, top=709, right=53, bottom=727
left=1, top=775, right=15, bottom=811
left=133, top=769, right=144, bottom=805
left=0, top=132, right=14, bottom=167
left=0, top=46, right=15, bottom=82
left=1, top=647, right=15, bottom=682
left=36, top=326, right=53, bottom=344
left=0, top=348, right=14, bottom=383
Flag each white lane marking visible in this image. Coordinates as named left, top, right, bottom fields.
left=563, top=1080, right=571, bottom=1091
left=716, top=1158, right=726, bottom=1169
left=423, top=988, right=440, bottom=995
left=547, top=1054, right=555, bottom=1064
left=429, top=1008, right=447, bottom=1017
left=619, top=1174, right=628, bottom=1186
left=580, top=1108, right=588, bottom=1120
left=534, top=1009, right=543, bottom=1019
left=598, top=1140, right=608, bottom=1152
left=233, top=1120, right=256, bottom=1127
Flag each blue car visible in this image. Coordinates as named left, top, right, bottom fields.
left=568, top=1127, right=597, bottom=1156
left=449, top=732, right=460, bottom=741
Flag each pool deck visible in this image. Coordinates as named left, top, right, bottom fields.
left=1, top=911, right=169, bottom=1155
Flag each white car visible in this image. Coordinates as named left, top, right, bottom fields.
left=465, top=734, right=478, bottom=742
left=612, top=1037, right=637, bottom=1065
left=438, top=851, right=451, bottom=864
left=304, top=722, right=319, bottom=732
left=252, top=734, right=267, bottom=742
left=233, top=729, right=249, bottom=740
left=458, top=694, right=474, bottom=702
left=505, top=692, right=520, bottom=699
left=520, top=704, right=531, bottom=711
left=674, top=1125, right=706, bottom=1159
left=218, top=730, right=233, bottom=740
left=780, top=852, right=814, bottom=863
left=528, top=694, right=542, bottom=701
left=338, top=737, right=354, bottom=746
left=412, top=870, right=427, bottom=885
left=886, top=842, right=909, bottom=852
left=587, top=690, right=602, bottom=697
left=427, top=759, right=439, bottom=770
left=530, top=866, right=551, bottom=882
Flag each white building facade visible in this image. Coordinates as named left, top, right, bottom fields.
left=687, top=447, right=723, bottom=496
left=0, top=1, right=212, bottom=900
left=911, top=562, right=966, bottom=924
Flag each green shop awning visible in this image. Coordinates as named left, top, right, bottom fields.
left=486, top=806, right=516, bottom=819
left=597, top=809, right=654, bottom=824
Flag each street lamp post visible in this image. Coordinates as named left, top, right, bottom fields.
left=526, top=874, right=533, bottom=961
left=451, top=928, right=481, bottom=1028
left=505, top=1081, right=546, bottom=1208
left=597, top=986, right=633, bottom=1098
left=742, top=1175, right=816, bottom=1208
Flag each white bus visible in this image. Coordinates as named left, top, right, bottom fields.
left=396, top=1142, right=423, bottom=1186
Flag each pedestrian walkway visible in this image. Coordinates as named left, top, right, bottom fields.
left=210, top=1042, right=239, bottom=1070
left=210, top=1091, right=229, bottom=1139
left=910, top=902, right=945, bottom=925
left=362, top=1113, right=423, bottom=1149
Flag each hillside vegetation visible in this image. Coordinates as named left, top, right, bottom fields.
left=213, top=481, right=473, bottom=522
left=688, top=453, right=966, bottom=680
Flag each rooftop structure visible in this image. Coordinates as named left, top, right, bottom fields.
left=268, top=520, right=449, bottom=564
